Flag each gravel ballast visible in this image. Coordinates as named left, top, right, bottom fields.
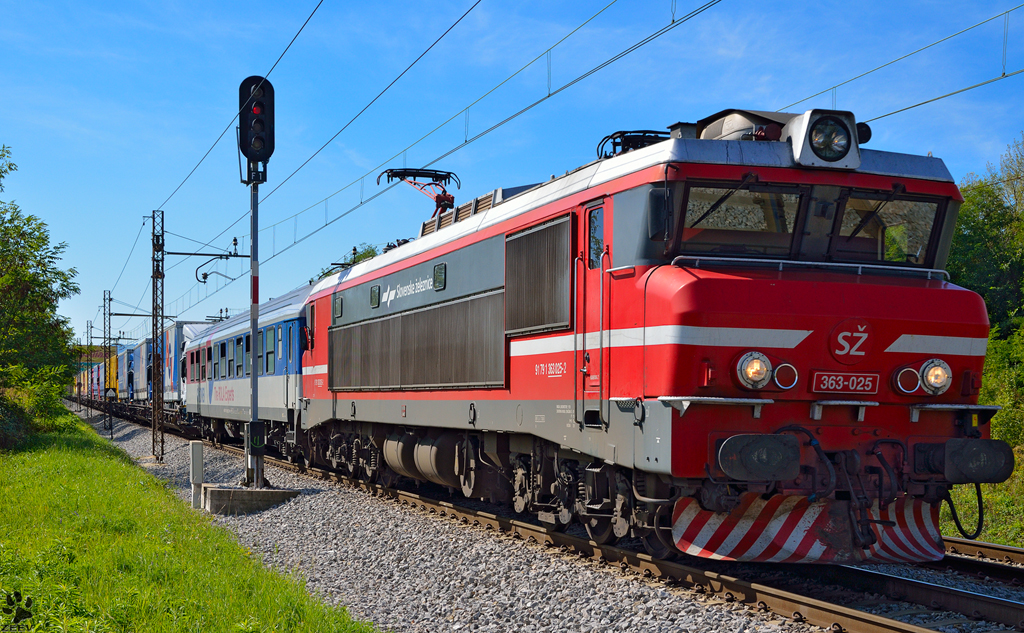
left=72, top=404, right=1024, bottom=633
left=73, top=406, right=811, bottom=632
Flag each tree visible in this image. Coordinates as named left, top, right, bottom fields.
left=0, top=145, right=80, bottom=384
left=948, top=132, right=1024, bottom=339
left=947, top=175, right=1024, bottom=336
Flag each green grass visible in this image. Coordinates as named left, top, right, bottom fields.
left=0, top=412, right=376, bottom=633
left=939, top=446, right=1024, bottom=548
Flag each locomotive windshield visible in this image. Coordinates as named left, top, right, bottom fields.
left=663, top=178, right=948, bottom=269
left=831, top=193, right=940, bottom=266
left=680, top=185, right=801, bottom=257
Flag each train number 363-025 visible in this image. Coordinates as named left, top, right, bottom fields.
left=812, top=371, right=879, bottom=394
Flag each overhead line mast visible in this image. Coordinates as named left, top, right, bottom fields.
left=152, top=209, right=165, bottom=461
left=103, top=290, right=112, bottom=439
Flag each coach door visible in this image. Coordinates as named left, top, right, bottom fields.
left=285, top=323, right=296, bottom=410
left=577, top=199, right=609, bottom=428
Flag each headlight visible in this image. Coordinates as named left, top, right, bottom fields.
left=737, top=351, right=772, bottom=389
left=919, top=359, right=952, bottom=395
left=808, top=116, right=851, bottom=162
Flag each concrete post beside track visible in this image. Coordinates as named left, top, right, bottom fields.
left=189, top=440, right=204, bottom=509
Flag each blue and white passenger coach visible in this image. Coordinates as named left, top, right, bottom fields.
left=182, top=285, right=310, bottom=453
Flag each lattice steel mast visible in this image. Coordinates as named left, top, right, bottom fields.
left=152, top=209, right=165, bottom=461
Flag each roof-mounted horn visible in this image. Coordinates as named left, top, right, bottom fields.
left=696, top=109, right=796, bottom=141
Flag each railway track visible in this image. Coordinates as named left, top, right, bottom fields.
left=72, top=398, right=1024, bottom=633
left=947, top=537, right=1024, bottom=566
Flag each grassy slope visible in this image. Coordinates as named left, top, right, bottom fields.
left=0, top=413, right=376, bottom=633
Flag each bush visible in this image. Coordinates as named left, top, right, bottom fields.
left=0, top=395, right=29, bottom=451
left=981, top=328, right=1024, bottom=446
left=0, top=365, right=76, bottom=449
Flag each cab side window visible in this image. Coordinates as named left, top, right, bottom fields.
left=588, top=206, right=604, bottom=269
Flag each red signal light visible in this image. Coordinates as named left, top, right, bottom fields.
left=252, top=104, right=262, bottom=115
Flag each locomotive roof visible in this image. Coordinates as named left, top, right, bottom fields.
left=312, top=136, right=955, bottom=297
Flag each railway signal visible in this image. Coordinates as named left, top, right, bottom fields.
left=237, top=75, right=272, bottom=487
left=238, top=76, right=274, bottom=183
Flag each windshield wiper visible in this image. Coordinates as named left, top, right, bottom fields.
left=845, top=184, right=905, bottom=241
left=688, top=173, right=758, bottom=228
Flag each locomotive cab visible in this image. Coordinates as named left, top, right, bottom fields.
left=621, top=108, right=1013, bottom=562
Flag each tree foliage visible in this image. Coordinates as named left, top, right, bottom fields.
left=981, top=327, right=1024, bottom=446
left=948, top=141, right=1024, bottom=338
left=946, top=135, right=1024, bottom=447
left=0, top=146, right=80, bottom=386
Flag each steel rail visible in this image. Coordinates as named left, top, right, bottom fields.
left=922, top=554, right=1024, bottom=586
left=946, top=536, right=1024, bottom=565
left=207, top=441, right=935, bottom=633
left=71, top=397, right=1015, bottom=633
left=800, top=564, right=1024, bottom=630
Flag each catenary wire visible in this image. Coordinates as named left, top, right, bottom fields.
left=155, top=0, right=325, bottom=212
left=151, top=0, right=725, bottom=321
left=105, top=0, right=327, bottom=335
left=165, top=229, right=235, bottom=250
left=865, top=67, right=1024, bottom=122
left=267, top=0, right=624, bottom=228
left=110, top=218, right=148, bottom=294
left=159, top=0, right=484, bottom=272
left=778, top=3, right=1024, bottom=112
left=260, top=0, right=484, bottom=203
left=159, top=0, right=624, bottom=281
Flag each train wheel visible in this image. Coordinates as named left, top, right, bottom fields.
left=379, top=465, right=401, bottom=489
left=584, top=515, right=618, bottom=545
left=297, top=430, right=315, bottom=471
left=639, top=529, right=679, bottom=560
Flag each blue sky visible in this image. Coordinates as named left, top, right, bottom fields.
left=2, top=0, right=1023, bottom=344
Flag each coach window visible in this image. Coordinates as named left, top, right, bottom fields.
left=227, top=341, right=234, bottom=378
left=235, top=338, right=243, bottom=377
left=213, top=345, right=219, bottom=380
left=201, top=351, right=206, bottom=381
left=588, top=206, right=604, bottom=269
left=206, top=347, right=212, bottom=381
left=370, top=285, right=381, bottom=309
left=287, top=324, right=293, bottom=363
left=220, top=342, right=227, bottom=378
left=266, top=327, right=275, bottom=375
left=257, top=329, right=264, bottom=376
left=244, top=335, right=251, bottom=377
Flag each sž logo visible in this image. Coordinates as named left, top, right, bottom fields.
left=829, top=318, right=873, bottom=365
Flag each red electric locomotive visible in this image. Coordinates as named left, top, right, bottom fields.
left=293, top=108, right=1012, bottom=563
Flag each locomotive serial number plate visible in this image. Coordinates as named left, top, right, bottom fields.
left=811, top=371, right=879, bottom=394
